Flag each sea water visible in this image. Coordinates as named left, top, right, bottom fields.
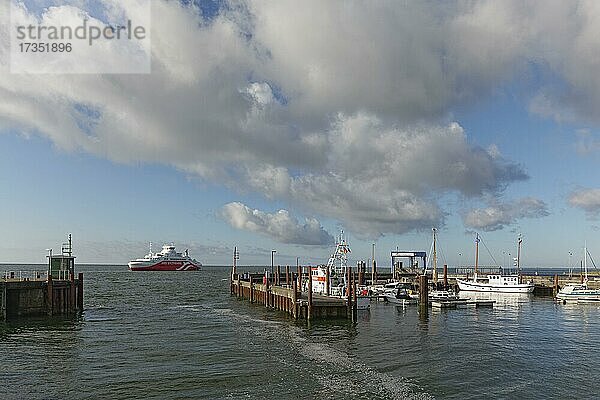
left=1, top=265, right=599, bottom=399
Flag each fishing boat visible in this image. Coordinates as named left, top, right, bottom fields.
left=556, top=243, right=600, bottom=302
left=308, top=232, right=370, bottom=310
left=384, top=288, right=418, bottom=305
left=456, top=234, right=534, bottom=293
left=128, top=243, right=202, bottom=271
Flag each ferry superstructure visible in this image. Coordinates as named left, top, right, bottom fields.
left=128, top=244, right=201, bottom=271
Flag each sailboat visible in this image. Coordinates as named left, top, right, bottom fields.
left=456, top=234, right=534, bottom=293
left=427, top=228, right=460, bottom=300
left=556, top=243, right=600, bottom=302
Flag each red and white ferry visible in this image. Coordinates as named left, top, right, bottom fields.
left=128, top=244, right=202, bottom=271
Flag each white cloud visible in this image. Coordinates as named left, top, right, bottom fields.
left=221, top=202, right=334, bottom=246
left=463, top=197, right=550, bottom=231
left=5, top=1, right=600, bottom=238
left=568, top=188, right=600, bottom=218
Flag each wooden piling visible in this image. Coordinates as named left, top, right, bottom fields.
left=346, top=265, right=352, bottom=317
left=326, top=266, right=330, bottom=296
left=307, top=266, right=313, bottom=320
left=292, top=278, right=298, bottom=319
left=297, top=266, right=302, bottom=293
left=47, top=274, right=53, bottom=316
left=443, top=264, right=448, bottom=289
left=553, top=274, right=559, bottom=296
left=286, top=265, right=290, bottom=286
left=77, top=273, right=83, bottom=311
left=352, top=275, right=357, bottom=322
left=419, top=274, right=429, bottom=307
left=358, top=262, right=364, bottom=286
left=276, top=265, right=281, bottom=286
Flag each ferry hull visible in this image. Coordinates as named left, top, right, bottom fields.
left=457, top=279, right=534, bottom=293
left=128, top=261, right=200, bottom=271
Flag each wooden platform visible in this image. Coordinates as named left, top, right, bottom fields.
left=431, top=299, right=495, bottom=309
left=230, top=272, right=358, bottom=320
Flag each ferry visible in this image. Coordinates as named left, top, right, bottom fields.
left=128, top=244, right=202, bottom=271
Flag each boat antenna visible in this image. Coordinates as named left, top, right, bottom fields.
left=517, top=234, right=522, bottom=274
left=432, top=228, right=438, bottom=283
left=149, top=242, right=152, bottom=256
left=474, top=233, right=479, bottom=276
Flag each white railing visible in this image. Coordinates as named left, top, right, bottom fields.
left=2, top=270, right=48, bottom=282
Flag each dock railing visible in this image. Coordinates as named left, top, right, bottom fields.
left=2, top=270, right=48, bottom=282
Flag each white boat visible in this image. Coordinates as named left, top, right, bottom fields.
left=456, top=234, right=534, bottom=293
left=384, top=288, right=417, bottom=305
left=308, top=232, right=370, bottom=310
left=429, top=290, right=461, bottom=301
left=128, top=243, right=201, bottom=271
left=557, top=243, right=600, bottom=302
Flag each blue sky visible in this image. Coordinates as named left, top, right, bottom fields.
left=1, top=1, right=599, bottom=266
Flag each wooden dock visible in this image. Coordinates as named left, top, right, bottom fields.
left=230, top=270, right=358, bottom=320
left=1, top=271, right=83, bottom=320
left=1, top=235, right=84, bottom=321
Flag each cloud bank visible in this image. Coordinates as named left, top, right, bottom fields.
left=568, top=188, right=600, bottom=218
left=2, top=0, right=600, bottom=237
left=221, top=202, right=334, bottom=245
left=464, top=197, right=550, bottom=231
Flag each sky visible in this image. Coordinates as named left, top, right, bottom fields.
left=0, top=0, right=599, bottom=267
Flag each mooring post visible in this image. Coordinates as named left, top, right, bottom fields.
left=307, top=266, right=313, bottom=321
left=77, top=273, right=83, bottom=311
left=292, top=278, right=298, bottom=319
left=346, top=265, right=352, bottom=318
left=352, top=274, right=357, bottom=322
left=358, top=262, right=364, bottom=286
left=69, top=271, right=75, bottom=314
left=443, top=264, right=448, bottom=289
left=1, top=283, right=6, bottom=321
left=276, top=265, right=281, bottom=286
left=419, top=274, right=429, bottom=308
left=326, top=266, right=330, bottom=296
left=553, top=274, right=559, bottom=296
left=47, top=274, right=53, bottom=316
left=286, top=265, right=290, bottom=286
left=297, top=265, right=302, bottom=293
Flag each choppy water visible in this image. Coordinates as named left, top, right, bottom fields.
left=1, top=265, right=600, bottom=399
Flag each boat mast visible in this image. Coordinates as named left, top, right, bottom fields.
left=584, top=241, right=588, bottom=283
left=474, top=233, right=480, bottom=277
left=371, top=242, right=375, bottom=284
left=432, top=228, right=438, bottom=284
left=517, top=234, right=522, bottom=274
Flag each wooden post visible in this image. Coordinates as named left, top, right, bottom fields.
left=276, top=265, right=281, bottom=286
left=47, top=274, right=54, bottom=316
left=346, top=265, right=352, bottom=317
left=352, top=274, right=357, bottom=322
left=297, top=265, right=302, bottom=293
left=358, top=262, right=364, bottom=286
left=250, top=277, right=254, bottom=303
left=419, top=274, right=429, bottom=307
left=292, top=278, right=298, bottom=319
left=307, top=266, right=313, bottom=321
left=443, top=264, right=448, bottom=289
left=286, top=265, right=290, bottom=286
left=553, top=274, right=559, bottom=296
left=326, top=266, right=330, bottom=296
left=77, top=273, right=83, bottom=311
left=1, top=283, right=6, bottom=321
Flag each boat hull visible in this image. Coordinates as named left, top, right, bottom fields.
left=456, top=279, right=534, bottom=293
left=128, top=261, right=200, bottom=271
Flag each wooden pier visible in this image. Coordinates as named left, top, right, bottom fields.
left=1, top=235, right=84, bottom=321
left=230, top=271, right=357, bottom=321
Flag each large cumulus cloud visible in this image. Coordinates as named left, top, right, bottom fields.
left=2, top=0, right=599, bottom=242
